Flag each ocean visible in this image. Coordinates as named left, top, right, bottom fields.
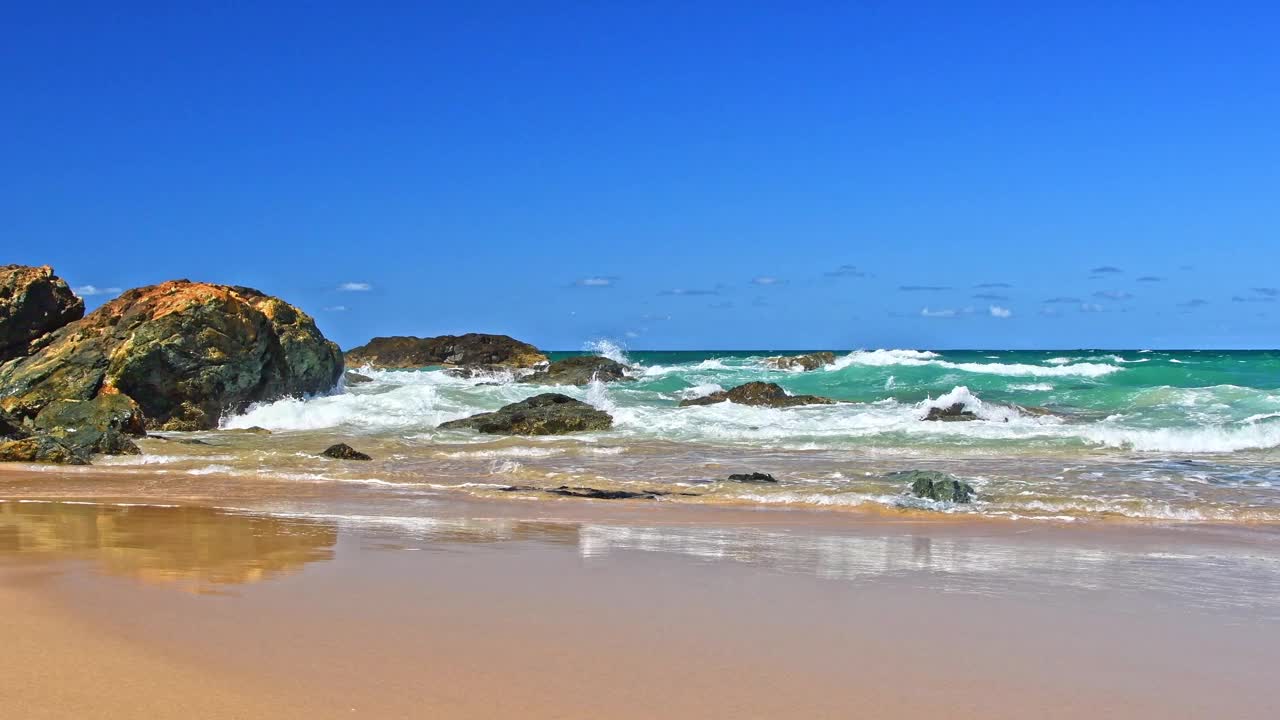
left=64, top=345, right=1280, bottom=525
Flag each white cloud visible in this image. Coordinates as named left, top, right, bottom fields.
left=624, top=330, right=640, bottom=339
left=989, top=305, right=1012, bottom=318
left=324, top=305, right=347, bottom=312
left=575, top=276, right=615, bottom=287
left=72, top=285, right=122, bottom=297
left=1079, top=303, right=1105, bottom=313
left=921, top=307, right=957, bottom=318
left=752, top=276, right=781, bottom=285
left=338, top=282, right=372, bottom=292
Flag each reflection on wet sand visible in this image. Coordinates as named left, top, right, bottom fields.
left=0, top=502, right=336, bottom=592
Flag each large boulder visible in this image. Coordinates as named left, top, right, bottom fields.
left=679, top=381, right=835, bottom=408
left=764, top=352, right=836, bottom=371
left=0, top=265, right=84, bottom=364
left=440, top=393, right=613, bottom=435
left=33, top=393, right=146, bottom=456
left=520, top=356, right=631, bottom=386
left=345, top=334, right=547, bottom=370
left=890, top=470, right=976, bottom=503
left=0, top=280, right=343, bottom=430
left=0, top=434, right=91, bottom=465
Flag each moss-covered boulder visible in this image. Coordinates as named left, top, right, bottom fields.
left=679, top=381, right=835, bottom=408
left=440, top=393, right=613, bottom=435
left=890, top=470, right=976, bottom=503
left=345, top=334, right=546, bottom=370
left=0, top=280, right=343, bottom=430
left=33, top=393, right=146, bottom=456
left=0, top=264, right=84, bottom=364
left=320, top=443, right=371, bottom=460
left=520, top=356, right=631, bottom=386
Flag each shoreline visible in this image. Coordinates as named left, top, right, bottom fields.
left=3, top=490, right=1279, bottom=718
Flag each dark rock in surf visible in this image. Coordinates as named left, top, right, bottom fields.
left=764, top=352, right=836, bottom=372
left=922, top=402, right=978, bottom=422
left=0, top=280, right=343, bottom=430
left=520, top=356, right=631, bottom=386
left=345, top=372, right=374, bottom=385
left=345, top=334, right=547, bottom=370
left=321, top=443, right=372, bottom=461
left=0, top=434, right=91, bottom=465
left=439, top=393, right=613, bottom=435
left=890, top=470, right=976, bottom=503
left=679, top=381, right=836, bottom=408
left=0, top=264, right=84, bottom=364
left=500, top=484, right=680, bottom=500
left=727, top=472, right=777, bottom=483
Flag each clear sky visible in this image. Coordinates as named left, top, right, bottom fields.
left=3, top=2, right=1278, bottom=350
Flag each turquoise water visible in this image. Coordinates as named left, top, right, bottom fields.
left=203, top=347, right=1280, bottom=523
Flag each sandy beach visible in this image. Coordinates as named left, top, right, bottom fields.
left=3, top=484, right=1278, bottom=719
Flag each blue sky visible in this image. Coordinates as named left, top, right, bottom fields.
left=3, top=2, right=1278, bottom=350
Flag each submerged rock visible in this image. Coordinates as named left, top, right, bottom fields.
left=439, top=393, right=613, bottom=435
left=344, top=372, right=374, bottom=385
left=764, top=352, right=836, bottom=372
left=922, top=402, right=979, bottom=422
left=727, top=472, right=777, bottom=483
left=0, top=264, right=84, bottom=364
left=679, top=381, right=836, bottom=408
left=321, top=443, right=372, bottom=461
left=345, top=334, right=547, bottom=370
left=0, top=280, right=343, bottom=430
left=520, top=356, right=631, bottom=386
left=891, top=470, right=976, bottom=503
left=501, top=485, right=686, bottom=500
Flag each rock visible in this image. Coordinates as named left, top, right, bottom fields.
left=520, top=356, right=631, bottom=386
left=764, top=352, right=836, bottom=371
left=30, top=393, right=145, bottom=456
left=344, top=372, right=374, bottom=385
left=443, top=365, right=519, bottom=379
left=0, top=265, right=84, bottom=364
left=224, top=426, right=272, bottom=435
left=679, top=381, right=836, bottom=408
left=890, top=470, right=976, bottom=503
left=727, top=472, right=777, bottom=483
left=0, top=435, right=91, bottom=465
left=500, top=485, right=680, bottom=500
left=439, top=393, right=613, bottom=435
left=345, top=334, right=547, bottom=370
left=320, top=443, right=372, bottom=461
left=0, top=408, right=29, bottom=440
left=0, top=280, right=343, bottom=430
left=922, top=403, right=978, bottom=422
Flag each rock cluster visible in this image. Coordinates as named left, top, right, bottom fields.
left=0, top=279, right=343, bottom=431
left=679, top=381, right=835, bottom=408
left=764, top=352, right=835, bottom=371
left=345, top=334, right=546, bottom=370
left=922, top=403, right=979, bottom=421
left=520, top=356, right=631, bottom=386
left=889, top=470, right=976, bottom=503
left=440, top=393, right=613, bottom=435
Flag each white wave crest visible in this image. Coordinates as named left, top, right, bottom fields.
left=585, top=339, right=630, bottom=365
left=832, top=349, right=1121, bottom=378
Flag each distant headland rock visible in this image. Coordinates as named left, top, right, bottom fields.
left=345, top=334, right=547, bottom=370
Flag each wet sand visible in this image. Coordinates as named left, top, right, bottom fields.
left=3, top=491, right=1279, bottom=719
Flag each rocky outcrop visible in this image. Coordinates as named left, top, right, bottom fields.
left=0, top=280, right=343, bottom=430
left=321, top=443, right=371, bottom=460
left=345, top=334, right=547, bottom=370
left=764, top=352, right=836, bottom=371
left=439, top=393, right=613, bottom=435
left=520, top=356, right=631, bottom=386
left=33, top=393, right=146, bottom=456
left=0, top=265, right=84, bottom=364
left=922, top=403, right=978, bottom=421
left=890, top=470, right=976, bottom=503
left=0, top=408, right=90, bottom=464
left=727, top=472, right=777, bottom=483
left=679, top=382, right=836, bottom=408
left=344, top=372, right=374, bottom=385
